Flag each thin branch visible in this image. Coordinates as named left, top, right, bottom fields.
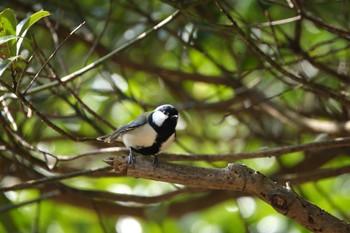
left=160, top=136, right=350, bottom=162
left=257, top=15, right=301, bottom=27
left=55, top=147, right=127, bottom=162
left=301, top=11, right=350, bottom=40
left=0, top=167, right=111, bottom=192
left=275, top=165, right=350, bottom=184
left=30, top=43, right=115, bottom=131
left=0, top=191, right=60, bottom=213
left=50, top=136, right=350, bottom=165
left=62, top=185, right=203, bottom=205
left=25, top=10, right=180, bottom=95
left=214, top=0, right=350, bottom=108
left=15, top=92, right=92, bottom=142
left=42, top=135, right=350, bottom=165
left=83, top=0, right=113, bottom=67
left=22, top=22, right=86, bottom=95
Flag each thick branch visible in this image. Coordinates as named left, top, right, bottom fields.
left=106, top=156, right=350, bottom=233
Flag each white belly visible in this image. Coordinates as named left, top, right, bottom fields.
left=159, top=133, right=175, bottom=152
left=121, top=124, right=157, bottom=148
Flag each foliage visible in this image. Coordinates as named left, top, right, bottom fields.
left=1, top=0, right=350, bottom=232
left=0, top=8, right=50, bottom=75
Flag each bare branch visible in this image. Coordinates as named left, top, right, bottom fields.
left=214, top=0, right=350, bottom=108
left=0, top=167, right=111, bottom=192
left=25, top=10, right=180, bottom=95
left=106, top=156, right=350, bottom=232
left=161, top=136, right=350, bottom=162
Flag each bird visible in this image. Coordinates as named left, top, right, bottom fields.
left=97, top=104, right=178, bottom=166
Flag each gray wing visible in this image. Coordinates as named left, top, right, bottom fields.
left=97, top=113, right=148, bottom=143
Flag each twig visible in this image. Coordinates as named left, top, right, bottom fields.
left=301, top=12, right=350, bottom=40
left=214, top=0, right=350, bottom=108
left=83, top=0, right=113, bottom=67
left=0, top=167, right=111, bottom=192
left=23, top=22, right=86, bottom=94
left=161, top=136, right=350, bottom=162
left=0, top=190, right=60, bottom=213
left=55, top=147, right=128, bottom=162
left=257, top=15, right=301, bottom=27
left=25, top=10, right=180, bottom=95
left=30, top=44, right=115, bottom=131
left=275, top=165, right=350, bottom=184
left=15, top=92, right=93, bottom=142
left=63, top=185, right=201, bottom=204
left=52, top=136, right=350, bottom=164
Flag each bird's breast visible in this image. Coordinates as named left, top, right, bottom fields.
left=121, top=123, right=157, bottom=149
left=159, top=133, right=175, bottom=152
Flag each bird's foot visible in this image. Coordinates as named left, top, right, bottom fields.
left=151, top=155, right=159, bottom=169
left=127, top=150, right=136, bottom=166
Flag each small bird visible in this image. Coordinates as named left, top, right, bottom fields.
left=97, top=104, right=178, bottom=166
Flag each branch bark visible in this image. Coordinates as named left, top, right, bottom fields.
left=106, top=156, right=350, bottom=233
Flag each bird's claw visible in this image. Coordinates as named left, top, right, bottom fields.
left=127, top=149, right=159, bottom=170
left=152, top=155, right=159, bottom=168
left=128, top=150, right=136, bottom=166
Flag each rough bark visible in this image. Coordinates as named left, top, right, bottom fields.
left=106, top=156, right=350, bottom=233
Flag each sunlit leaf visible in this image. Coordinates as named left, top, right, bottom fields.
left=0, top=8, right=17, bottom=36
left=0, top=56, right=18, bottom=76
left=16, top=10, right=50, bottom=55
left=0, top=35, right=16, bottom=45
left=0, top=35, right=17, bottom=59
left=0, top=8, right=17, bottom=57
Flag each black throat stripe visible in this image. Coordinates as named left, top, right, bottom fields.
left=132, top=133, right=173, bottom=156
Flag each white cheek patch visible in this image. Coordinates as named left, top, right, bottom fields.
left=152, top=111, right=168, bottom=127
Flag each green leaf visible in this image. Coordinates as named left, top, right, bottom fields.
left=0, top=8, right=17, bottom=36
left=0, top=56, right=18, bottom=76
left=0, top=35, right=16, bottom=45
left=16, top=10, right=50, bottom=37
left=0, top=8, right=17, bottom=56
left=16, top=10, right=50, bottom=55
left=0, top=35, right=17, bottom=59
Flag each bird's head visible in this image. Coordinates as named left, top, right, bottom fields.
left=149, top=104, right=178, bottom=133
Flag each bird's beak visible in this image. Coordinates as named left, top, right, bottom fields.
left=171, top=115, right=178, bottom=119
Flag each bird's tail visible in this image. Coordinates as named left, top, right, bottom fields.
left=96, top=134, right=114, bottom=143
left=97, top=131, right=122, bottom=143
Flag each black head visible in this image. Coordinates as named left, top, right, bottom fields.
left=155, top=104, right=178, bottom=118
left=149, top=104, right=178, bottom=135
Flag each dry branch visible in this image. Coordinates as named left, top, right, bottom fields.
left=106, top=156, right=350, bottom=233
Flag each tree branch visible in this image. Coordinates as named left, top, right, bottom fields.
left=25, top=10, right=180, bottom=95
left=105, top=156, right=350, bottom=233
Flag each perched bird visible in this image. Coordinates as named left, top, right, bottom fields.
left=97, top=104, right=178, bottom=166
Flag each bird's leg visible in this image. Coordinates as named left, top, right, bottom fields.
left=151, top=155, right=159, bottom=168
left=128, top=148, right=136, bottom=165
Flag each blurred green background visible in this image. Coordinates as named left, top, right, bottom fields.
left=1, top=0, right=350, bottom=232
